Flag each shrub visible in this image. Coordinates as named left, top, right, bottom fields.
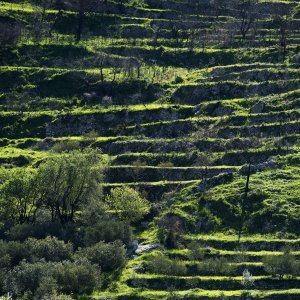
left=196, top=258, right=236, bottom=276
left=106, top=187, right=150, bottom=223
left=5, top=259, right=101, bottom=297
left=6, top=224, right=38, bottom=241
left=187, top=241, right=206, bottom=261
left=77, top=241, right=126, bottom=272
left=5, top=260, right=49, bottom=296
left=24, top=237, right=73, bottom=262
left=0, top=240, right=26, bottom=267
left=263, top=249, right=298, bottom=278
left=52, top=258, right=101, bottom=294
left=51, top=140, right=81, bottom=153
left=84, top=220, right=133, bottom=247
left=146, top=253, right=187, bottom=276
left=157, top=213, right=184, bottom=248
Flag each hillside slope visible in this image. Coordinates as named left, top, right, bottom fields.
left=0, top=0, right=300, bottom=299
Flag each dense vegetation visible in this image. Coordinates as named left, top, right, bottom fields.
left=0, top=0, right=300, bottom=299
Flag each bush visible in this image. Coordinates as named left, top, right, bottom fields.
left=263, top=249, right=299, bottom=278
left=187, top=241, right=206, bottom=261
left=52, top=258, right=101, bottom=294
left=84, top=220, right=133, bottom=247
left=196, top=258, right=236, bottom=276
left=51, top=140, right=81, bottom=153
left=5, top=260, right=49, bottom=296
left=7, top=222, right=77, bottom=243
left=24, top=237, right=73, bottom=262
left=106, top=187, right=150, bottom=223
left=146, top=253, right=187, bottom=276
left=77, top=241, right=126, bottom=272
left=0, top=240, right=26, bottom=267
left=5, top=259, right=101, bottom=297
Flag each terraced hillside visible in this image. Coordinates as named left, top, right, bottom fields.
left=0, top=0, right=300, bottom=299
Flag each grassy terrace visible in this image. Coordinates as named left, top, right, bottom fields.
left=1, top=0, right=300, bottom=299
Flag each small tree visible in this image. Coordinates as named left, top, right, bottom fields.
left=234, top=0, right=258, bottom=42
left=263, top=249, right=298, bottom=278
left=187, top=241, right=206, bottom=262
left=106, top=187, right=150, bottom=223
left=271, top=6, right=292, bottom=59
left=37, top=148, right=104, bottom=224
left=0, top=170, right=41, bottom=224
left=157, top=213, right=184, bottom=248
left=238, top=163, right=251, bottom=242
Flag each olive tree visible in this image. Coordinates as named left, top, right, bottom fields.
left=106, top=187, right=150, bottom=223
left=36, top=149, right=104, bottom=224
left=0, top=170, right=41, bottom=224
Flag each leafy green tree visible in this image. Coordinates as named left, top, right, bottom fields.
left=0, top=149, right=104, bottom=226
left=106, top=187, right=150, bottom=223
left=36, top=149, right=104, bottom=224
left=0, top=170, right=41, bottom=224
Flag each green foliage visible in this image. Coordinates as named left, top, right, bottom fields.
left=263, top=249, right=299, bottom=278
left=0, top=169, right=39, bottom=224
left=77, top=241, right=126, bottom=272
left=51, top=140, right=81, bottom=153
left=187, top=241, right=206, bottom=261
left=5, top=258, right=101, bottom=296
left=84, top=220, right=133, bottom=247
left=196, top=258, right=236, bottom=276
left=23, top=237, right=73, bottom=262
left=2, top=0, right=300, bottom=298
left=0, top=149, right=104, bottom=226
left=51, top=258, right=101, bottom=294
left=145, top=252, right=187, bottom=276
left=128, top=0, right=148, bottom=8
left=106, top=187, right=150, bottom=223
left=35, top=148, right=104, bottom=224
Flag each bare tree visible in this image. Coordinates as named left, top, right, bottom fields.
left=238, top=163, right=251, bottom=243
left=272, top=6, right=292, bottom=59
left=234, top=0, right=258, bottom=42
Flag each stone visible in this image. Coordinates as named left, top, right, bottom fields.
left=239, top=158, right=277, bottom=175
left=130, top=263, right=144, bottom=274
left=135, top=243, right=162, bottom=254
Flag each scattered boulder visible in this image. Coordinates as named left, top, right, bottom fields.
left=83, top=92, right=98, bottom=103
left=196, top=172, right=234, bottom=192
left=135, top=243, right=162, bottom=254
left=102, top=95, right=112, bottom=106
left=130, top=263, right=144, bottom=274
left=239, top=158, right=277, bottom=175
